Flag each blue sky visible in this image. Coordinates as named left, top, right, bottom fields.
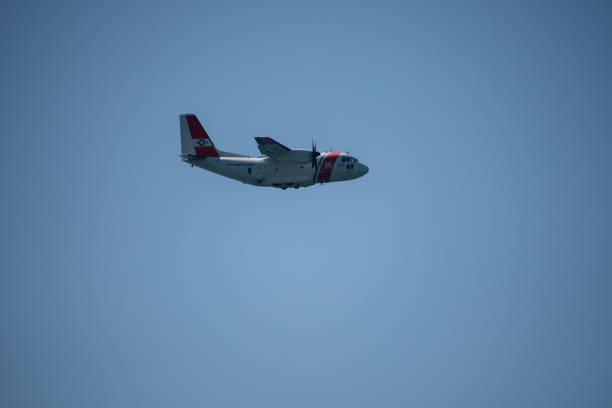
left=1, top=1, right=611, bottom=407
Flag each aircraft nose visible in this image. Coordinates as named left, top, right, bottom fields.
left=360, top=163, right=369, bottom=175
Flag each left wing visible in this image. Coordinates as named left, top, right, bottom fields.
left=254, top=137, right=315, bottom=163
left=255, top=137, right=291, bottom=159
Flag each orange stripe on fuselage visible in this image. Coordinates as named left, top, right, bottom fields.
left=316, top=152, right=340, bottom=183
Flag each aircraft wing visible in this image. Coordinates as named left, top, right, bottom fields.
left=254, top=137, right=315, bottom=163
left=255, top=137, right=291, bottom=159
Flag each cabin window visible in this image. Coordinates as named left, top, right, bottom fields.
left=248, top=167, right=252, bottom=174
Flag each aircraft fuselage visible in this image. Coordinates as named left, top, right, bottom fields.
left=183, top=152, right=368, bottom=189
left=179, top=114, right=368, bottom=189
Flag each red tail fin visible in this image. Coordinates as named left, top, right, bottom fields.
left=180, top=114, right=220, bottom=157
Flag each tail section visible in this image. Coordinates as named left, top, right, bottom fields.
left=180, top=114, right=220, bottom=157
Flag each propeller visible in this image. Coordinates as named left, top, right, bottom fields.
left=311, top=141, right=320, bottom=169
left=311, top=141, right=321, bottom=183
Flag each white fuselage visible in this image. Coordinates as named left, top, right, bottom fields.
left=183, top=152, right=368, bottom=189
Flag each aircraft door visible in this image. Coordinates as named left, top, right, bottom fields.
left=255, top=165, right=264, bottom=182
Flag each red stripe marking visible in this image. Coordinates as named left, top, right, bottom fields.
left=186, top=115, right=210, bottom=139
left=194, top=146, right=219, bottom=157
left=316, top=152, right=340, bottom=183
left=186, top=115, right=219, bottom=157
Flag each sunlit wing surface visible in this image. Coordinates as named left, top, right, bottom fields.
left=254, top=137, right=290, bottom=159
left=254, top=137, right=318, bottom=164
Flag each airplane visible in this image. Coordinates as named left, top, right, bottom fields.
left=179, top=114, right=369, bottom=189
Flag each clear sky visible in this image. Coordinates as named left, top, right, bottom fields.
left=1, top=1, right=611, bottom=407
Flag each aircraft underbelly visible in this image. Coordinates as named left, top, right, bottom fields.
left=264, top=163, right=314, bottom=186
left=194, top=158, right=315, bottom=187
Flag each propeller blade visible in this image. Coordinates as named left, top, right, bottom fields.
left=311, top=140, right=320, bottom=168
left=310, top=140, right=321, bottom=179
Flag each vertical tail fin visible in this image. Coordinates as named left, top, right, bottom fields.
left=180, top=114, right=220, bottom=157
